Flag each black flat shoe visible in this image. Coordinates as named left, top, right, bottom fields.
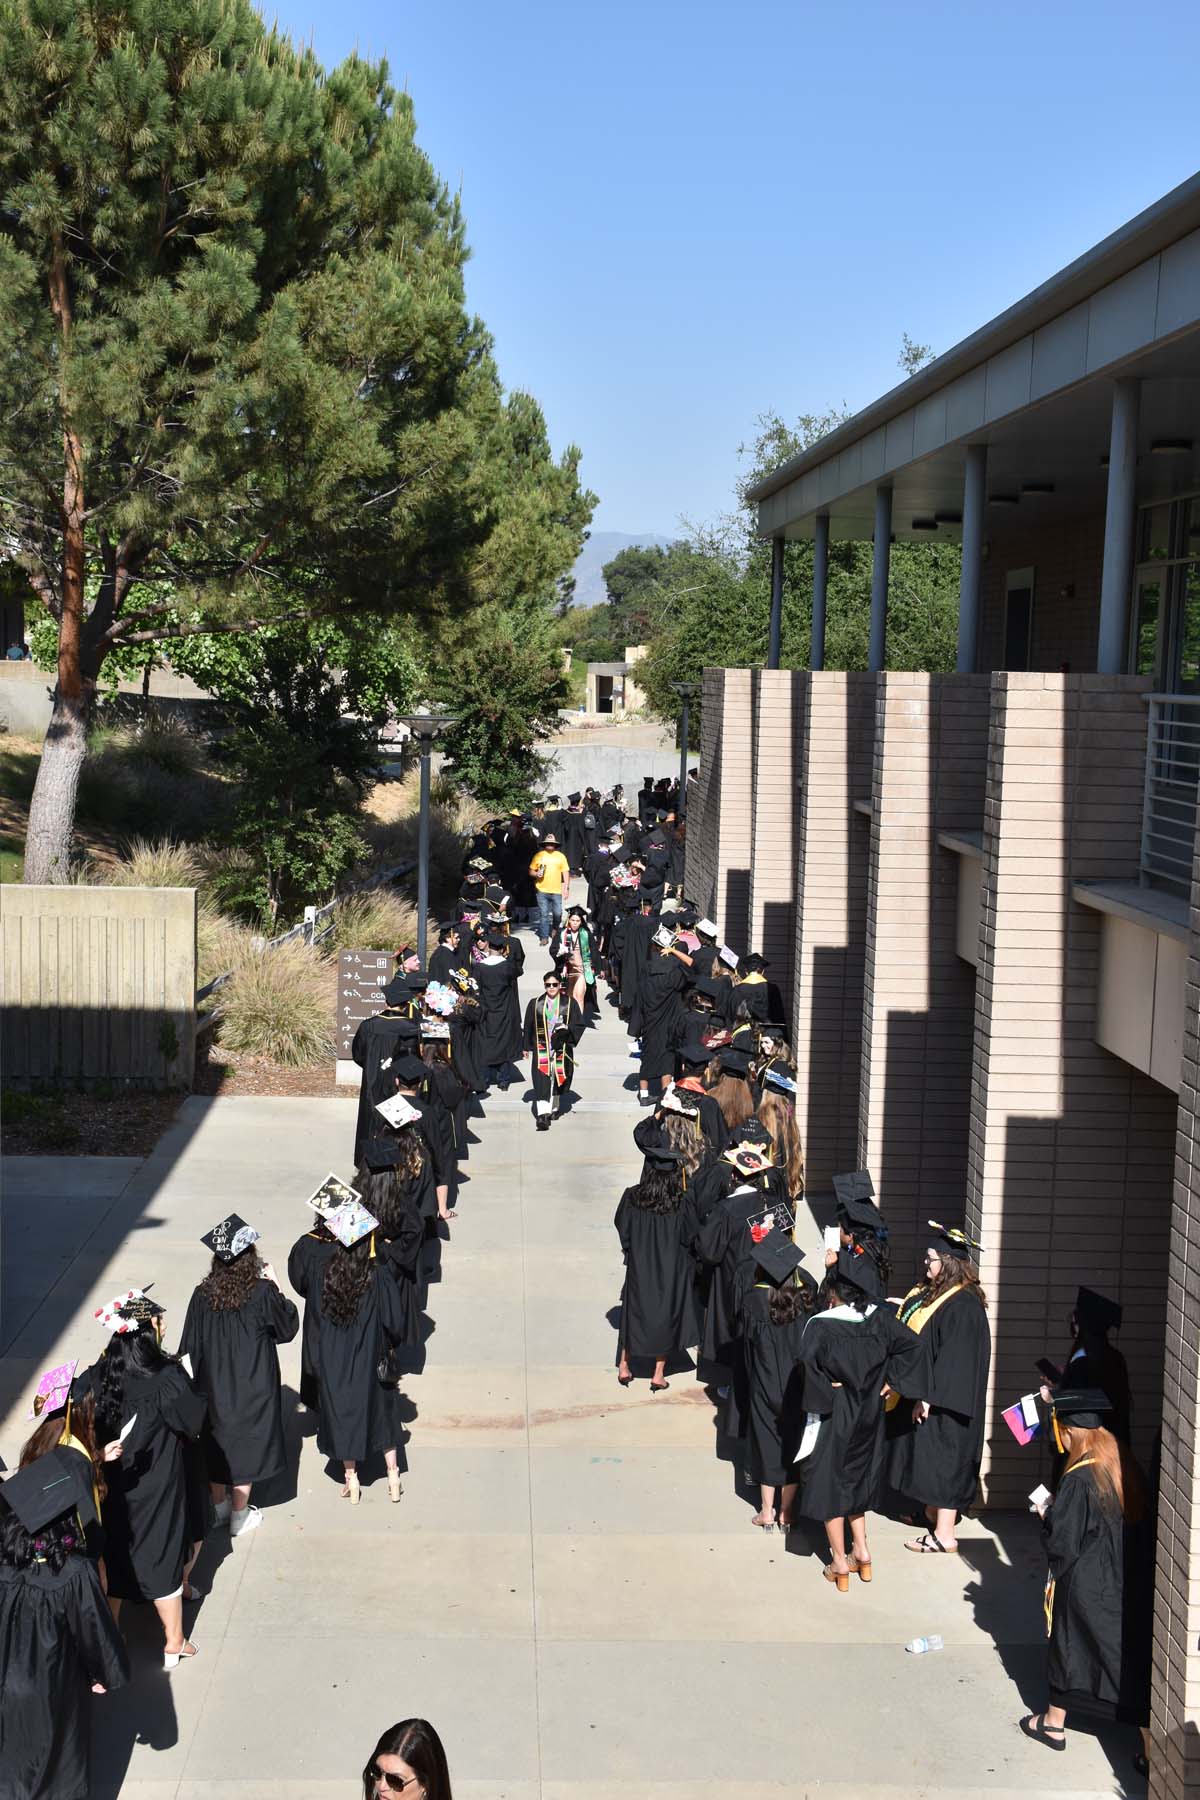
left=1019, top=1715, right=1066, bottom=1752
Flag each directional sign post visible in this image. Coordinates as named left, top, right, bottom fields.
left=335, top=949, right=393, bottom=1084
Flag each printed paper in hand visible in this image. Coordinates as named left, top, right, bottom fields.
left=823, top=1225, right=842, bottom=1253
left=375, top=1092, right=422, bottom=1129
left=1029, top=1483, right=1052, bottom=1512
left=1020, top=1393, right=1041, bottom=1431
left=119, top=1411, right=139, bottom=1443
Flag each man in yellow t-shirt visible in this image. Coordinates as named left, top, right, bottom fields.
left=530, top=833, right=570, bottom=945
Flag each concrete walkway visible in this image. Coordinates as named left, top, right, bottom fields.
left=0, top=930, right=1141, bottom=1798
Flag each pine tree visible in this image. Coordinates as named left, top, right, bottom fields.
left=0, top=0, right=498, bottom=879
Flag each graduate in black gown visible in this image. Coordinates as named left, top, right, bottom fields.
left=382, top=1050, right=457, bottom=1222
left=351, top=976, right=421, bottom=1165
left=634, top=930, right=692, bottom=1104
left=695, top=1140, right=793, bottom=1406
left=81, top=1288, right=208, bottom=1668
left=619, top=887, right=660, bottom=1020
left=727, top=952, right=787, bottom=1025
left=178, top=1213, right=299, bottom=1541
left=1042, top=1286, right=1133, bottom=1451
left=473, top=928, right=523, bottom=1085
left=288, top=1197, right=407, bottom=1505
left=428, top=921, right=468, bottom=986
left=560, top=792, right=588, bottom=873
left=671, top=1027, right=730, bottom=1154
left=522, top=966, right=584, bottom=1130
left=1023, top=1387, right=1153, bottom=1768
left=355, top=1146, right=428, bottom=1369
left=420, top=1026, right=471, bottom=1173
left=739, top=1231, right=815, bottom=1532
left=823, top=1171, right=891, bottom=1296
left=0, top=1449, right=129, bottom=1800
left=796, top=1249, right=932, bottom=1587
left=614, top=1121, right=701, bottom=1389
left=887, top=1222, right=992, bottom=1554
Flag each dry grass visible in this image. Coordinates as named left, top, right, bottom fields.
left=324, top=887, right=434, bottom=958
left=214, top=938, right=333, bottom=1066
left=101, top=837, right=205, bottom=888
left=362, top=775, right=470, bottom=912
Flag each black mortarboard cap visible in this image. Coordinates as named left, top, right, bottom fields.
left=201, top=1213, right=260, bottom=1264
left=486, top=926, right=508, bottom=947
left=740, top=952, right=768, bottom=974
left=832, top=1171, right=883, bottom=1231
left=834, top=1244, right=884, bottom=1299
left=632, top=1115, right=683, bottom=1164
left=718, top=1047, right=751, bottom=1076
left=1050, top=1387, right=1113, bottom=1429
left=754, top=1228, right=803, bottom=1285
left=928, top=1219, right=983, bottom=1259
left=361, top=1136, right=406, bottom=1171
left=381, top=977, right=411, bottom=1007
left=675, top=1026, right=713, bottom=1067
left=2, top=1446, right=97, bottom=1533
left=731, top=1118, right=773, bottom=1149
left=393, top=1054, right=428, bottom=1083
left=694, top=976, right=729, bottom=1000
left=568, top=791, right=582, bottom=804
left=1075, top=1286, right=1122, bottom=1334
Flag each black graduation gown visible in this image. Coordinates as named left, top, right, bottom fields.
left=887, top=1287, right=992, bottom=1510
left=670, top=1085, right=730, bottom=1157
left=289, top=1257, right=408, bottom=1462
left=0, top=1554, right=129, bottom=1800
left=288, top=1231, right=337, bottom=1408
left=97, top=1364, right=208, bottom=1601
left=474, top=954, right=523, bottom=1066
left=636, top=957, right=687, bottom=1078
left=178, top=1278, right=299, bottom=1485
left=523, top=994, right=584, bottom=1108
left=449, top=1004, right=487, bottom=1094
left=429, top=944, right=468, bottom=985
left=620, top=912, right=657, bottom=1019
left=421, top=1063, right=469, bottom=1169
left=351, top=1008, right=418, bottom=1165
left=376, top=1202, right=426, bottom=1354
left=796, top=1307, right=933, bottom=1519
left=614, top=1188, right=700, bottom=1359
left=1044, top=1460, right=1152, bottom=1719
left=695, top=1179, right=783, bottom=1375
left=740, top=1287, right=809, bottom=1484
left=560, top=805, right=588, bottom=872
left=728, top=977, right=787, bottom=1025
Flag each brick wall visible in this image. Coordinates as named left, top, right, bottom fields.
left=1149, top=825, right=1200, bottom=1800
left=967, top=674, right=1177, bottom=1506
left=857, top=673, right=989, bottom=1277
left=791, top=673, right=877, bottom=1191
left=977, top=510, right=1105, bottom=675
left=746, top=669, right=805, bottom=1003
left=682, top=667, right=754, bottom=946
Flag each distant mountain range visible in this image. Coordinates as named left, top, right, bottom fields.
left=568, top=530, right=675, bottom=609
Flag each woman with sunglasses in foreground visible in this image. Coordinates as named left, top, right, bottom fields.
left=363, top=1718, right=452, bottom=1798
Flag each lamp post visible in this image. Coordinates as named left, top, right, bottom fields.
left=399, top=713, right=459, bottom=969
left=670, top=682, right=698, bottom=819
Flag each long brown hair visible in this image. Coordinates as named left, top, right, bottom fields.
left=20, top=1391, right=108, bottom=1506
left=705, top=1071, right=755, bottom=1132
left=658, top=1107, right=706, bottom=1176
left=757, top=1092, right=804, bottom=1196
left=199, top=1250, right=265, bottom=1311
left=925, top=1254, right=988, bottom=1309
left=1063, top=1424, right=1145, bottom=1522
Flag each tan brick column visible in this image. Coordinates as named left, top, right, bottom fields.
left=747, top=669, right=805, bottom=1003
left=682, top=667, right=753, bottom=945
left=791, top=672, right=876, bottom=1190
left=857, top=673, right=988, bottom=1277
left=1150, top=825, right=1200, bottom=1799
left=967, top=674, right=1176, bottom=1506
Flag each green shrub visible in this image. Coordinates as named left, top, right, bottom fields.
left=214, top=939, right=332, bottom=1066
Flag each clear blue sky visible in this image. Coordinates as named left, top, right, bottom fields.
left=273, top=0, right=1199, bottom=538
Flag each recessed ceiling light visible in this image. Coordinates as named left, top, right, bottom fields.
left=988, top=493, right=1019, bottom=505
left=934, top=510, right=962, bottom=525
left=1151, top=438, right=1193, bottom=456
left=911, top=517, right=938, bottom=531
left=1021, top=482, right=1055, bottom=495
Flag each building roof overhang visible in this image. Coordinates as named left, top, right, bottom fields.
left=751, top=171, right=1200, bottom=543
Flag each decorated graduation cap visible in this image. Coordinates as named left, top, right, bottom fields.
left=1, top=1446, right=97, bottom=1534
left=632, top=1117, right=684, bottom=1169
left=722, top=1142, right=773, bottom=1179
left=324, top=1199, right=379, bottom=1249
left=832, top=1171, right=883, bottom=1232
left=201, top=1213, right=260, bottom=1264
left=695, top=916, right=718, bottom=938
left=833, top=1243, right=884, bottom=1300
left=1050, top=1386, right=1113, bottom=1432
left=94, top=1286, right=163, bottom=1335
left=731, top=1118, right=773, bottom=1150
left=307, top=1173, right=362, bottom=1217
left=28, top=1358, right=78, bottom=1420
left=659, top=1087, right=699, bottom=1119
left=652, top=924, right=676, bottom=950
left=928, top=1219, right=984, bottom=1260
left=754, top=1228, right=804, bottom=1285
left=763, top=1065, right=798, bottom=1097
left=1075, top=1286, right=1122, bottom=1335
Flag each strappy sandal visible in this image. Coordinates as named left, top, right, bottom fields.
left=1020, top=1714, right=1066, bottom=1752
left=163, top=1640, right=199, bottom=1671
left=904, top=1530, right=954, bottom=1554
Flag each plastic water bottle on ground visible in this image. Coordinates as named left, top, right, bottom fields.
left=905, top=1634, right=944, bottom=1655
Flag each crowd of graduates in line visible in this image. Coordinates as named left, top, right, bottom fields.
left=0, top=769, right=1157, bottom=1793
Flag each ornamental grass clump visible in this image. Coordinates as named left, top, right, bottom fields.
left=325, top=888, right=427, bottom=958
left=214, top=939, right=332, bottom=1066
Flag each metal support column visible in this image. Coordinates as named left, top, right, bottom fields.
left=956, top=444, right=988, bottom=673
left=416, top=743, right=431, bottom=970
left=1097, top=378, right=1140, bottom=675
left=811, top=513, right=829, bottom=671
left=767, top=535, right=785, bottom=669
left=869, top=487, right=892, bottom=672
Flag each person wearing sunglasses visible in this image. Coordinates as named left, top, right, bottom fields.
left=521, top=968, right=583, bottom=1131
left=362, top=1718, right=452, bottom=1799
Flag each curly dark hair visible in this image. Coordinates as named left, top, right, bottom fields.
left=0, top=1492, right=88, bottom=1574
left=321, top=1236, right=374, bottom=1327
left=630, top=1165, right=684, bottom=1214
left=198, top=1250, right=265, bottom=1312
left=768, top=1280, right=815, bottom=1326
left=354, top=1152, right=426, bottom=1236
left=93, top=1323, right=180, bottom=1443
left=848, top=1227, right=891, bottom=1292
left=819, top=1272, right=872, bottom=1315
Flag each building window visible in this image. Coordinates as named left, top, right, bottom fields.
left=1132, top=492, right=1200, bottom=693
left=1003, top=568, right=1035, bottom=671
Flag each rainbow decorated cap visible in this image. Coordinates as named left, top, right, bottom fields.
left=324, top=1199, right=379, bottom=1249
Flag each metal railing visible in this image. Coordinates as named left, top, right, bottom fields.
left=1141, top=694, right=1200, bottom=897
left=195, top=859, right=414, bottom=1018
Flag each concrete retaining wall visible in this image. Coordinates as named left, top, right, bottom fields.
left=1, top=885, right=197, bottom=1089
